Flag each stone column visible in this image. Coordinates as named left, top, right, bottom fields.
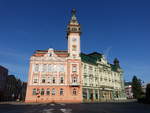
left=86, top=89, right=89, bottom=100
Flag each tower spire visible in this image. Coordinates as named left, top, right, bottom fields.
left=69, top=8, right=79, bottom=25
left=67, top=8, right=81, bottom=36
left=71, top=8, right=77, bottom=21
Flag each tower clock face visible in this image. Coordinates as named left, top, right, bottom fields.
left=72, top=38, right=77, bottom=41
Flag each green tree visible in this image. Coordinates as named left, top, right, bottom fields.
left=132, top=76, right=142, bottom=99
left=146, top=84, right=150, bottom=103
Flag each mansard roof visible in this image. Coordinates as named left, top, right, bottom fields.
left=80, top=52, right=103, bottom=65
left=81, top=52, right=121, bottom=72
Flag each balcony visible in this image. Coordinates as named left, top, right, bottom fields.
left=69, top=82, right=80, bottom=87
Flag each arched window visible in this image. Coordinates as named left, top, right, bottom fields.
left=46, top=88, right=50, bottom=95
left=41, top=88, right=45, bottom=95
left=60, top=88, right=64, bottom=96
left=52, top=88, right=56, bottom=95
left=73, top=88, right=77, bottom=95
left=32, top=88, right=36, bottom=95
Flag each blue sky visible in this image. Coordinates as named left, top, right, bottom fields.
left=0, top=0, right=150, bottom=83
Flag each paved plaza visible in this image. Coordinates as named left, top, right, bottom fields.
left=0, top=101, right=149, bottom=113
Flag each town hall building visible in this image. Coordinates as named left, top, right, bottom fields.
left=25, top=9, right=126, bottom=103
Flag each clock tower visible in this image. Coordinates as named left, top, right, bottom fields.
left=66, top=9, right=82, bottom=102
left=67, top=9, right=81, bottom=59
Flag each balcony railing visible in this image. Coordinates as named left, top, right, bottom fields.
left=69, top=82, right=80, bottom=86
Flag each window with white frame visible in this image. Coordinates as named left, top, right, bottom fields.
left=46, top=88, right=50, bottom=95
left=53, top=65, right=57, bottom=72
left=73, top=88, right=77, bottom=95
left=72, top=77, right=77, bottom=83
left=33, top=74, right=38, bottom=83
left=52, top=88, right=56, bottom=95
left=41, top=88, right=45, bottom=95
left=48, top=64, right=52, bottom=72
left=60, top=77, right=64, bottom=84
left=42, top=64, right=47, bottom=72
left=60, top=88, right=64, bottom=95
left=32, top=88, right=36, bottom=95
left=52, top=77, right=56, bottom=84
left=72, top=65, right=77, bottom=72
left=41, top=77, right=46, bottom=83
left=47, top=77, right=51, bottom=83
left=34, top=64, right=39, bottom=72
left=33, top=78, right=38, bottom=83
left=59, top=64, right=65, bottom=72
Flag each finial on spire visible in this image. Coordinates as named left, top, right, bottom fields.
left=71, top=8, right=76, bottom=16
left=71, top=8, right=77, bottom=21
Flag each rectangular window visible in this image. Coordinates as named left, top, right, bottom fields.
left=73, top=88, right=77, bottom=95
left=47, top=77, right=51, bottom=83
left=52, top=77, right=55, bottom=83
left=46, top=89, right=50, bottom=95
left=59, top=65, right=64, bottom=72
left=60, top=88, right=64, bottom=96
left=52, top=88, right=55, bottom=95
left=41, top=89, right=45, bottom=95
left=42, top=64, right=47, bottom=72
left=33, top=78, right=38, bottom=83
left=42, top=78, right=46, bottom=83
left=48, top=64, right=52, bottom=72
left=72, top=65, right=77, bottom=72
left=34, top=64, right=39, bottom=72
left=32, top=89, right=36, bottom=95
left=72, top=77, right=77, bottom=83
left=60, top=77, right=64, bottom=84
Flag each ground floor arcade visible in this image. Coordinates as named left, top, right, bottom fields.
left=82, top=87, right=126, bottom=102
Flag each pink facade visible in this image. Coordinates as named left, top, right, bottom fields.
left=25, top=9, right=83, bottom=103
